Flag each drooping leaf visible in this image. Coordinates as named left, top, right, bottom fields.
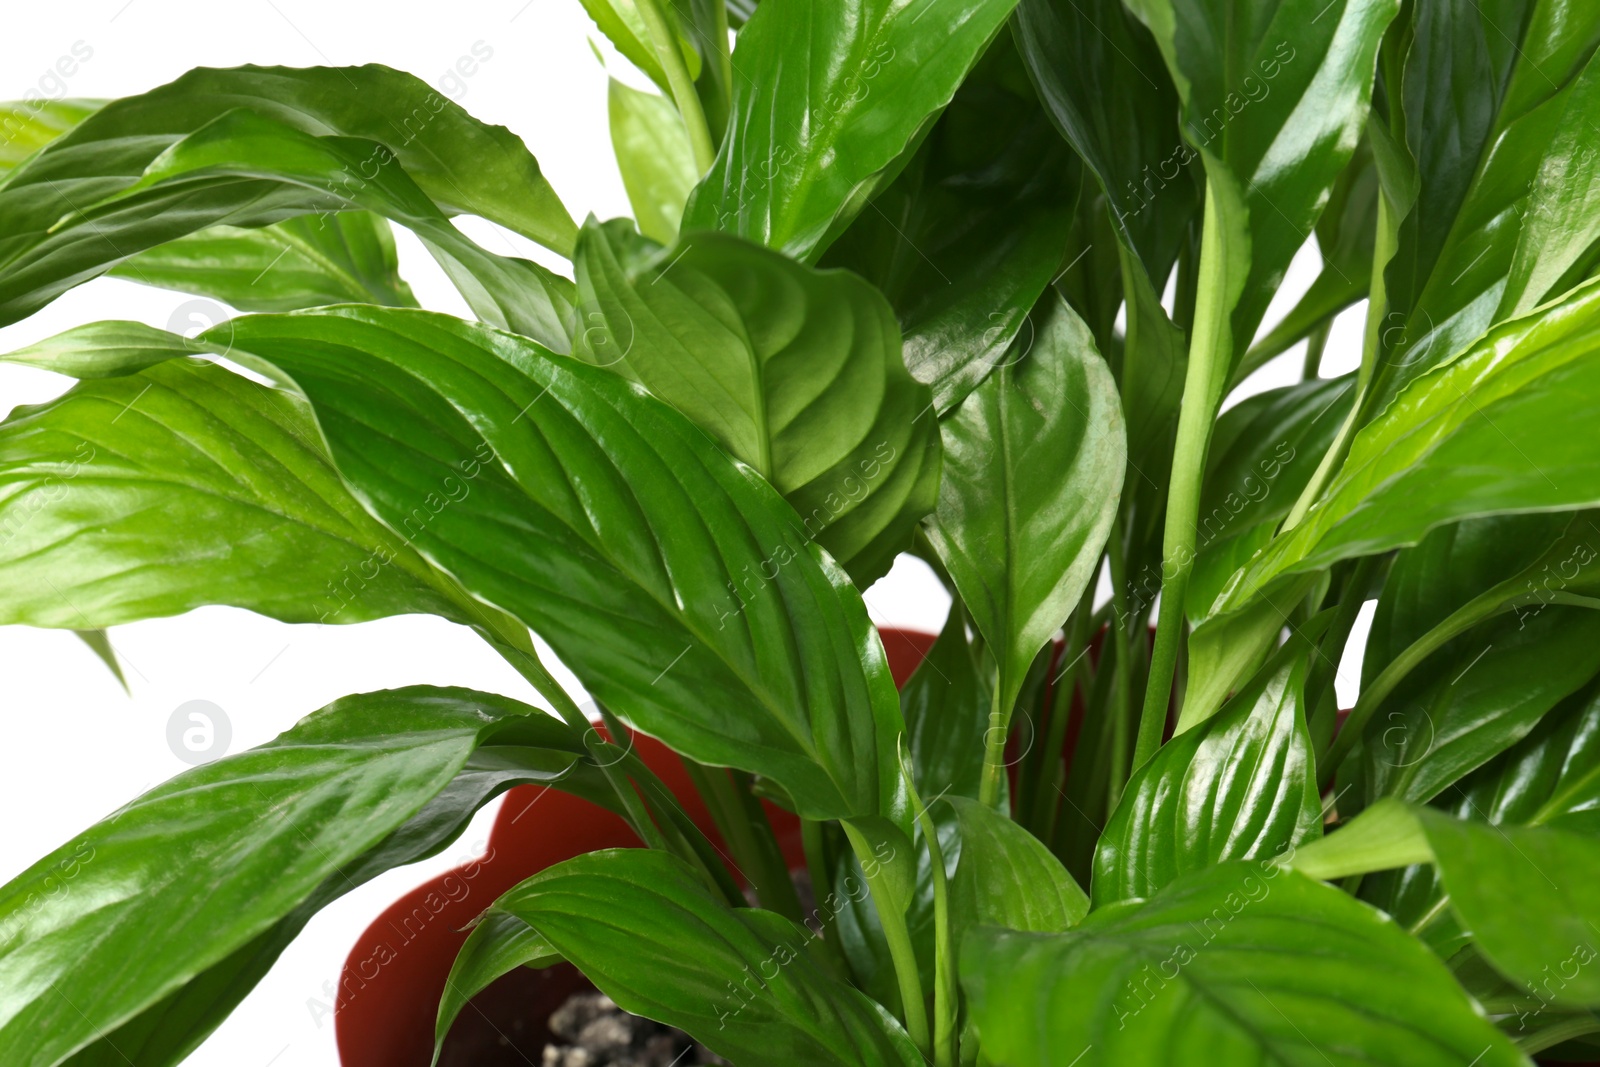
left=435, top=911, right=561, bottom=1053
left=960, top=863, right=1526, bottom=1066
left=607, top=79, right=698, bottom=245
left=0, top=99, right=100, bottom=179
left=1187, top=372, right=1356, bottom=622
left=947, top=796, right=1086, bottom=936
left=821, top=35, right=1079, bottom=415
left=925, top=294, right=1125, bottom=713
left=681, top=0, right=1024, bottom=262
left=3, top=106, right=572, bottom=350
left=205, top=305, right=908, bottom=826
left=0, top=687, right=595, bottom=1067
left=1093, top=645, right=1322, bottom=904
left=108, top=212, right=418, bottom=311
left=1209, top=278, right=1600, bottom=621
left=445, top=849, right=923, bottom=1066
left=571, top=220, right=941, bottom=585
left=70, top=630, right=126, bottom=691
left=1122, top=0, right=1400, bottom=376
left=1363, top=4, right=1600, bottom=422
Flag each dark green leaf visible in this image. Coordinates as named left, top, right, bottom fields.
left=435, top=911, right=561, bottom=1053
left=925, top=294, right=1124, bottom=712
left=681, top=0, right=1024, bottom=261
left=901, top=603, right=993, bottom=803
left=109, top=212, right=418, bottom=311
left=821, top=36, right=1079, bottom=414
left=0, top=686, right=592, bottom=1067
left=571, top=220, right=941, bottom=585
left=960, top=862, right=1526, bottom=1066
left=453, top=849, right=923, bottom=1066
left=1094, top=645, right=1321, bottom=904
left=1124, top=0, right=1400, bottom=372
left=1364, top=4, right=1600, bottom=421
left=608, top=80, right=697, bottom=245
left=209, top=305, right=908, bottom=826
left=947, top=796, right=1086, bottom=935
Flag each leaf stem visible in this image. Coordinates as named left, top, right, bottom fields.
left=634, top=0, right=717, bottom=173
left=977, top=677, right=1011, bottom=809
left=683, top=762, right=803, bottom=921
left=799, top=818, right=851, bottom=979
left=908, top=782, right=955, bottom=1067
left=1133, top=182, right=1232, bottom=770
left=842, top=821, right=929, bottom=1055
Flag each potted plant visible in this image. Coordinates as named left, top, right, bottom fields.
left=3, top=0, right=1600, bottom=1063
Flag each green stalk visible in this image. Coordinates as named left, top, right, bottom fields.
left=1517, top=1013, right=1600, bottom=1056
left=800, top=818, right=851, bottom=979
left=683, top=762, right=803, bottom=921
left=910, top=787, right=956, bottom=1067
left=977, top=678, right=1011, bottom=809
left=1026, top=587, right=1095, bottom=835
left=1300, top=318, right=1331, bottom=381
left=635, top=0, right=717, bottom=173
left=1133, top=182, right=1233, bottom=769
left=842, top=821, right=929, bottom=1055
left=1105, top=521, right=1137, bottom=807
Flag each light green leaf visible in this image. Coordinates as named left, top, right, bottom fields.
left=925, top=294, right=1125, bottom=716
left=579, top=0, right=702, bottom=97
left=1094, top=645, right=1322, bottom=904
left=947, top=796, right=1086, bottom=936
left=607, top=79, right=697, bottom=244
left=109, top=212, right=418, bottom=311
left=960, top=863, right=1527, bottom=1066
left=206, top=305, right=908, bottom=826
left=0, top=99, right=100, bottom=180
left=0, top=686, right=594, bottom=1067
left=447, top=849, right=923, bottom=1066
left=572, top=220, right=941, bottom=585
left=682, top=0, right=1024, bottom=261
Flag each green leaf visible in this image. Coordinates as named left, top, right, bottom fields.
left=71, top=630, right=126, bottom=691
left=579, top=0, right=702, bottom=97
left=925, top=294, right=1125, bottom=713
left=1364, top=4, right=1600, bottom=422
left=0, top=686, right=594, bottom=1067
left=1123, top=0, right=1400, bottom=373
left=960, top=862, right=1526, bottom=1066
left=0, top=326, right=485, bottom=632
left=0, top=99, right=99, bottom=180
left=15, top=106, right=571, bottom=351
left=1457, top=675, right=1600, bottom=836
left=1187, top=372, right=1356, bottom=623
left=608, top=79, right=698, bottom=244
left=571, top=220, right=941, bottom=585
left=208, top=305, right=908, bottom=826
left=1414, top=808, right=1600, bottom=1009
left=1357, top=607, right=1600, bottom=805
left=681, top=0, right=1024, bottom=262
left=1094, top=644, right=1321, bottom=904
left=108, top=212, right=418, bottom=311
left=1211, top=278, right=1600, bottom=621
left=901, top=603, right=993, bottom=803
left=435, top=911, right=561, bottom=1053
left=447, top=849, right=923, bottom=1066
left=821, top=36, right=1080, bottom=415
left=947, top=796, right=1086, bottom=935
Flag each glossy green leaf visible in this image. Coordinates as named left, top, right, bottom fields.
left=0, top=326, right=482, bottom=632
left=607, top=79, right=697, bottom=245
left=0, top=66, right=574, bottom=275
left=925, top=294, right=1125, bottom=713
left=947, top=796, right=1086, bottom=935
left=1123, top=0, right=1399, bottom=372
left=1456, top=675, right=1600, bottom=837
left=1357, top=607, right=1600, bottom=805
left=821, top=36, right=1079, bottom=415
left=453, top=849, right=923, bottom=1066
left=0, top=99, right=99, bottom=179
left=435, top=911, right=560, bottom=1054
left=109, top=212, right=418, bottom=312
left=7, top=106, right=571, bottom=350
left=960, top=862, right=1526, bottom=1066
left=206, top=305, right=907, bottom=826
left=0, top=686, right=593, bottom=1067
left=1212, top=278, right=1600, bottom=619
left=1415, top=808, right=1600, bottom=1009
left=571, top=220, right=940, bottom=585
left=579, top=0, right=702, bottom=98
left=681, top=0, right=1023, bottom=262
left=1364, top=4, right=1600, bottom=422
left=1094, top=645, right=1321, bottom=904
left=1187, top=372, right=1355, bottom=623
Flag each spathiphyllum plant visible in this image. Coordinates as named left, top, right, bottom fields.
left=8, top=0, right=1600, bottom=1063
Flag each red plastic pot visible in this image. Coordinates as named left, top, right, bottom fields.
left=334, top=627, right=937, bottom=1066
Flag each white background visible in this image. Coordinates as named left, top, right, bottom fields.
left=0, top=3, right=1368, bottom=1064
